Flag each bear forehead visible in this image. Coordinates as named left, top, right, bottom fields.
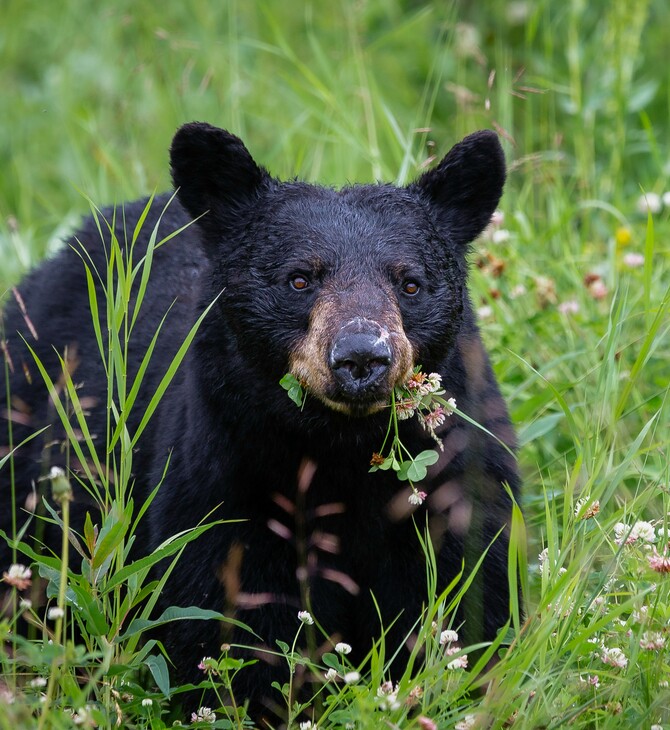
left=256, top=183, right=438, bottom=245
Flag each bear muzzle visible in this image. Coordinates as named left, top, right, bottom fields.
left=329, top=319, right=392, bottom=398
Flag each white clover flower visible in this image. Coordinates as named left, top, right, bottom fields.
left=640, top=631, right=666, bottom=650
left=637, top=192, right=662, bottom=214
left=376, top=680, right=400, bottom=710
left=558, top=300, right=580, bottom=315
left=622, top=252, right=644, bottom=268
left=343, top=671, right=360, bottom=684
left=600, top=646, right=628, bottom=668
left=2, top=563, right=32, bottom=590
left=324, top=668, right=338, bottom=682
left=510, top=284, right=526, bottom=299
left=47, top=607, right=64, bottom=620
left=408, top=490, right=427, bottom=506
left=440, top=629, right=459, bottom=645
left=490, top=210, right=505, bottom=227
left=19, top=598, right=32, bottom=609
left=29, top=677, right=47, bottom=689
left=377, top=680, right=394, bottom=696
left=446, top=648, right=468, bottom=670
left=191, top=706, right=216, bottom=724
left=632, top=606, right=649, bottom=623
left=426, top=372, right=442, bottom=392
left=299, top=722, right=317, bottom=730
left=298, top=610, right=314, bottom=625
left=72, top=705, right=96, bottom=726
left=614, top=520, right=656, bottom=545
left=455, top=715, right=477, bottom=730
left=141, top=698, right=153, bottom=707
left=578, top=674, right=600, bottom=689
left=633, top=521, right=656, bottom=543
left=335, top=642, right=352, bottom=655
left=492, top=228, right=511, bottom=245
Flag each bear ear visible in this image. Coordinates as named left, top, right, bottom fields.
left=170, top=122, right=271, bottom=233
left=410, top=130, right=505, bottom=247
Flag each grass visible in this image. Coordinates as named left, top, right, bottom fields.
left=1, top=0, right=669, bottom=727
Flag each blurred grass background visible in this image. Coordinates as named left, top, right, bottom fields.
left=2, top=0, right=668, bottom=276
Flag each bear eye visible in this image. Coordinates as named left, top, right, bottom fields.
left=290, top=274, right=310, bottom=291
left=402, top=280, right=420, bottom=296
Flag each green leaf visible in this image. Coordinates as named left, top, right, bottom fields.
left=145, top=653, right=171, bottom=699
left=119, top=605, right=256, bottom=641
left=400, top=450, right=438, bottom=482
left=280, top=372, right=304, bottom=407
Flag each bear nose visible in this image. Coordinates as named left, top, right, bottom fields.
left=330, top=331, right=392, bottom=395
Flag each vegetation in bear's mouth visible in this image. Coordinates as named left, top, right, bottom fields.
left=2, top=2, right=670, bottom=728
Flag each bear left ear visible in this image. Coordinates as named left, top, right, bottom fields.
left=410, top=130, right=506, bottom=247
left=170, top=122, right=271, bottom=235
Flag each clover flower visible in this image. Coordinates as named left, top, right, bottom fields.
left=197, top=657, right=217, bottom=673
left=640, top=632, right=666, bottom=650
left=614, top=520, right=656, bottom=546
left=455, top=715, right=477, bottom=730
left=377, top=681, right=400, bottom=710
left=191, top=706, right=216, bottom=724
left=558, top=300, right=580, bottom=315
left=406, top=685, right=423, bottom=706
left=343, top=671, right=360, bottom=684
left=299, top=721, right=317, bottom=730
left=2, top=563, right=32, bottom=591
left=324, top=668, right=338, bottom=682
left=636, top=192, right=661, bottom=214
left=395, top=399, right=417, bottom=420
left=574, top=498, right=600, bottom=519
left=648, top=546, right=670, bottom=573
left=510, top=284, right=526, bottom=299
left=408, top=490, right=427, bottom=506
left=492, top=229, right=511, bottom=245
left=622, top=252, right=644, bottom=268
left=600, top=646, right=628, bottom=669
left=446, top=647, right=468, bottom=669
left=298, top=610, right=314, bottom=625
left=335, top=642, right=352, bottom=655
left=440, top=629, right=459, bottom=645
left=72, top=706, right=97, bottom=726
left=141, top=698, right=153, bottom=707
left=47, top=606, right=64, bottom=621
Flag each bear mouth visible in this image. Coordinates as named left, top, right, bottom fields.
left=318, top=389, right=391, bottom=417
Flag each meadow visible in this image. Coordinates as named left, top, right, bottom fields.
left=1, top=0, right=669, bottom=727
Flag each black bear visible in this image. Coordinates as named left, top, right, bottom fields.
left=1, top=122, right=520, bottom=719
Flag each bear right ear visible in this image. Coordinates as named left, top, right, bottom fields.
left=170, top=122, right=271, bottom=234
left=409, top=130, right=506, bottom=248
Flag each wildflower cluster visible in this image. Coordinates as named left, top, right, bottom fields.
left=438, top=628, right=468, bottom=670
left=370, top=368, right=456, bottom=504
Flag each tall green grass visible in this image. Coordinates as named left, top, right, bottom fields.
left=1, top=0, right=669, bottom=727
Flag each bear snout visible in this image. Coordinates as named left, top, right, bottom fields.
left=329, top=321, right=392, bottom=396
